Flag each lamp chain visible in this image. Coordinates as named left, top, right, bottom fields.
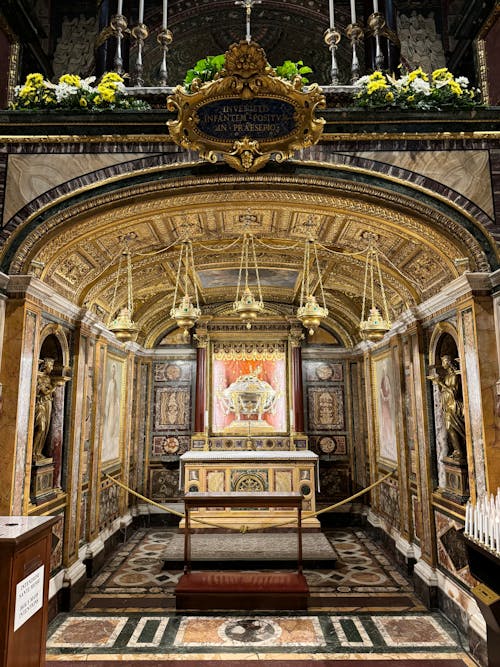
left=188, top=240, right=200, bottom=310
left=108, top=252, right=124, bottom=326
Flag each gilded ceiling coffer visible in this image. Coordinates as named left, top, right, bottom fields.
left=167, top=40, right=326, bottom=173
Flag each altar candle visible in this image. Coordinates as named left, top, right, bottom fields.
left=162, top=0, right=168, bottom=29
left=495, top=516, right=500, bottom=554
left=139, top=0, right=144, bottom=23
left=117, top=0, right=123, bottom=14
left=350, top=0, right=356, bottom=23
left=464, top=501, right=470, bottom=534
left=373, top=0, right=379, bottom=12
left=329, top=0, right=335, bottom=29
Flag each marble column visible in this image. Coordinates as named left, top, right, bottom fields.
left=290, top=327, right=304, bottom=433
left=194, top=329, right=208, bottom=433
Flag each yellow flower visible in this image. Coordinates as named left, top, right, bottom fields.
left=94, top=95, right=102, bottom=105
left=25, top=73, right=44, bottom=85
left=369, top=71, right=386, bottom=82
left=407, top=95, right=415, bottom=102
left=59, top=73, right=81, bottom=87
left=385, top=91, right=394, bottom=102
left=408, top=67, right=428, bottom=82
left=97, top=84, right=116, bottom=102
left=449, top=80, right=462, bottom=96
left=432, top=67, right=451, bottom=81
left=367, top=80, right=387, bottom=94
left=79, top=97, right=88, bottom=107
left=100, top=72, right=123, bottom=84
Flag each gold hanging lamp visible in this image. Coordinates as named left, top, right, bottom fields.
left=170, top=239, right=201, bottom=336
left=108, top=248, right=140, bottom=342
left=297, top=237, right=329, bottom=336
left=359, top=233, right=391, bottom=342
left=233, top=232, right=264, bottom=329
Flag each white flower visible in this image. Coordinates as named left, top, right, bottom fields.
left=410, top=78, right=430, bottom=95
left=80, top=76, right=97, bottom=92
left=357, top=75, right=371, bottom=86
left=455, top=76, right=469, bottom=87
left=393, top=76, right=408, bottom=90
left=54, top=82, right=80, bottom=102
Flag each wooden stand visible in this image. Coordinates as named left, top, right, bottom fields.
left=175, top=492, right=309, bottom=611
left=465, top=536, right=500, bottom=667
left=0, top=515, right=57, bottom=667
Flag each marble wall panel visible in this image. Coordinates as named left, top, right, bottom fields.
left=461, top=309, right=487, bottom=497
left=149, top=468, right=181, bottom=502
left=307, top=387, right=345, bottom=431
left=154, top=387, right=191, bottom=430
left=318, top=464, right=350, bottom=500
left=50, top=512, right=64, bottom=574
left=354, top=150, right=493, bottom=219
left=3, top=154, right=150, bottom=224
left=13, top=310, right=37, bottom=514
left=378, top=478, right=401, bottom=531
left=305, top=361, right=343, bottom=383
left=99, top=480, right=120, bottom=530
left=207, top=470, right=225, bottom=493
left=435, top=509, right=475, bottom=589
left=151, top=434, right=190, bottom=457
left=275, top=470, right=293, bottom=492
left=154, top=361, right=192, bottom=383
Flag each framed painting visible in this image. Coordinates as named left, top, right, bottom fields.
left=372, top=351, right=398, bottom=465
left=211, top=343, right=287, bottom=434
left=101, top=354, right=126, bottom=466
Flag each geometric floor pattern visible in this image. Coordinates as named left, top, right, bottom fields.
left=46, top=528, right=476, bottom=664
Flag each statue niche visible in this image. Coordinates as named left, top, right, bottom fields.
left=427, top=332, right=468, bottom=502
left=30, top=330, right=71, bottom=505
left=33, top=358, right=59, bottom=463
left=428, top=355, right=466, bottom=463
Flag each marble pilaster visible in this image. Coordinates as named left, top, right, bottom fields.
left=0, top=295, right=40, bottom=514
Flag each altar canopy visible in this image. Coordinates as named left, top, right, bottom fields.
left=182, top=334, right=319, bottom=530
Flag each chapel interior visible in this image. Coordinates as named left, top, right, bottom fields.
left=1, top=0, right=500, bottom=665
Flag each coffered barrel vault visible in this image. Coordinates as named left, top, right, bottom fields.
left=0, top=154, right=496, bottom=347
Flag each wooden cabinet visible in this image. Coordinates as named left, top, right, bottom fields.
left=0, top=516, right=57, bottom=667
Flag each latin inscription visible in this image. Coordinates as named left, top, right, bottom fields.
left=196, top=98, right=296, bottom=140
left=14, top=564, right=44, bottom=631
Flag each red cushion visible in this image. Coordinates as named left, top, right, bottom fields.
left=176, top=571, right=308, bottom=594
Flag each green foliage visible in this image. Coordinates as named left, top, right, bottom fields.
left=182, top=56, right=313, bottom=90
left=275, top=60, right=313, bottom=85
left=183, top=54, right=226, bottom=91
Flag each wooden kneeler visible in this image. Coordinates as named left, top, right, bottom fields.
left=175, top=492, right=309, bottom=611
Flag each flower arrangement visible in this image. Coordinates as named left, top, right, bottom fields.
left=355, top=67, right=481, bottom=111
left=11, top=72, right=150, bottom=111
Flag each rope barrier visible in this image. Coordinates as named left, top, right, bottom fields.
left=105, top=467, right=396, bottom=532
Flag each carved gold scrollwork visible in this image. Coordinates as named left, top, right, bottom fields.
left=167, top=40, right=326, bottom=173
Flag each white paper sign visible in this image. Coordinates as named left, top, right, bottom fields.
left=14, top=565, right=44, bottom=631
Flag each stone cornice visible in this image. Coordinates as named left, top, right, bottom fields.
left=6, top=275, right=81, bottom=320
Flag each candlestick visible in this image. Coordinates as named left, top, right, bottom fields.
left=349, top=0, right=356, bottom=24
left=117, top=0, right=123, bottom=14
left=139, top=0, right=144, bottom=23
left=329, top=0, right=335, bottom=29
left=373, top=0, right=379, bottom=12
left=162, top=0, right=168, bottom=29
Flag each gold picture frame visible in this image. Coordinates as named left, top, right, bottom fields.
left=371, top=349, right=399, bottom=465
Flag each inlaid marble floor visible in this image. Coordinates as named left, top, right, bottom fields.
left=45, top=528, right=477, bottom=665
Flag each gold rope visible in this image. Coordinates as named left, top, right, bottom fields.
left=105, top=468, right=396, bottom=531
